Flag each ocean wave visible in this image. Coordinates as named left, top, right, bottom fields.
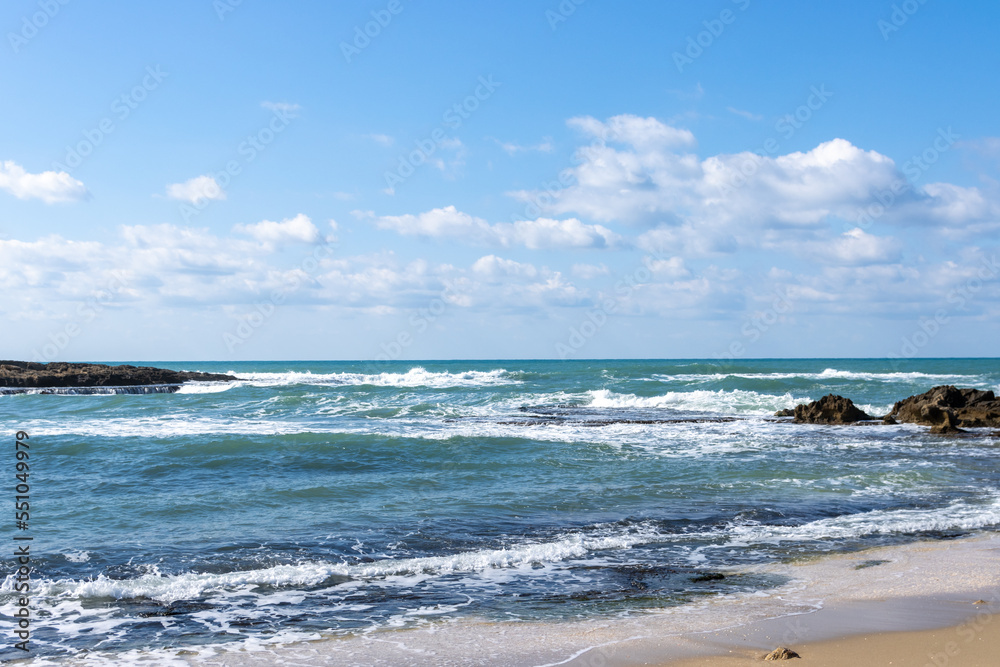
left=175, top=382, right=236, bottom=394
left=5, top=530, right=658, bottom=604
left=585, top=389, right=805, bottom=415
left=723, top=495, right=1000, bottom=545
left=654, top=369, right=983, bottom=384
left=231, top=367, right=518, bottom=389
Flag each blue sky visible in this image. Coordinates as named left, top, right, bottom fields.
left=1, top=0, right=998, bottom=361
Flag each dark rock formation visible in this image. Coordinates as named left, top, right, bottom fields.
left=0, top=361, right=237, bottom=388
left=888, top=385, right=1000, bottom=430
left=764, top=646, right=801, bottom=660
left=793, top=394, right=873, bottom=424
left=774, top=408, right=795, bottom=417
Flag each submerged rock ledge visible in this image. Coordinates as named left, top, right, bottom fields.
left=0, top=361, right=237, bottom=389
left=781, top=385, right=1000, bottom=434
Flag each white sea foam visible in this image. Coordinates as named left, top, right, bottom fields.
left=722, top=494, right=1000, bottom=546
left=6, top=530, right=658, bottom=604
left=176, top=382, right=236, bottom=394
left=585, top=389, right=806, bottom=415
left=12, top=496, right=999, bottom=609
left=231, top=367, right=517, bottom=389
left=654, top=369, right=984, bottom=384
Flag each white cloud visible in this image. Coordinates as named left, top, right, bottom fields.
left=366, top=133, right=395, bottom=147
left=567, top=114, right=696, bottom=149
left=647, top=256, right=691, bottom=279
left=727, top=107, right=763, bottom=121
left=496, top=217, right=621, bottom=249
left=364, top=205, right=621, bottom=250
left=234, top=214, right=322, bottom=246
left=472, top=255, right=538, bottom=279
left=802, top=228, right=903, bottom=266
left=165, top=175, right=227, bottom=204
left=517, top=117, right=1000, bottom=262
left=261, top=101, right=301, bottom=117
left=494, top=137, right=555, bottom=155
left=571, top=263, right=610, bottom=279
left=0, top=161, right=88, bottom=203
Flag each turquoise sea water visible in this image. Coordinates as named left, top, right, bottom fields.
left=1, top=359, right=999, bottom=662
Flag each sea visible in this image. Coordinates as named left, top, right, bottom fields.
left=1, top=358, right=999, bottom=664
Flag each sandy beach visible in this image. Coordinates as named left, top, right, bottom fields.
left=183, top=532, right=1000, bottom=666
left=667, top=621, right=1000, bottom=666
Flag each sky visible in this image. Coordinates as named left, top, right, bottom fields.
left=1, top=0, right=998, bottom=362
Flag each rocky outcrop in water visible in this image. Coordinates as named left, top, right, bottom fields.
left=0, top=361, right=237, bottom=388
left=887, top=385, right=1000, bottom=432
left=793, top=394, right=873, bottom=424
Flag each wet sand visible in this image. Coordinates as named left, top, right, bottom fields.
left=186, top=532, right=1000, bottom=666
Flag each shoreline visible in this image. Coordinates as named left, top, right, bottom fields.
left=173, top=532, right=1000, bottom=666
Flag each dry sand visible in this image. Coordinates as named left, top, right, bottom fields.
left=666, top=619, right=1000, bottom=666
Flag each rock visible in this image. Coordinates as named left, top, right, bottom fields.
left=922, top=405, right=964, bottom=434
left=0, top=361, right=237, bottom=388
left=889, top=385, right=1000, bottom=430
left=774, top=408, right=795, bottom=417
left=764, top=646, right=801, bottom=660
left=793, top=395, right=873, bottom=424
left=882, top=415, right=897, bottom=425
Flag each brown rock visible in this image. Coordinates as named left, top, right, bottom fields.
left=0, top=361, right=237, bottom=389
left=793, top=395, right=873, bottom=424
left=774, top=408, right=795, bottom=417
left=764, top=646, right=801, bottom=660
left=889, top=385, right=1000, bottom=430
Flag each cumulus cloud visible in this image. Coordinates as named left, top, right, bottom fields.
left=165, top=175, right=227, bottom=204
left=472, top=255, right=538, bottom=279
left=567, top=114, right=696, bottom=149
left=0, top=161, right=89, bottom=203
left=363, top=205, right=622, bottom=250
left=804, top=228, right=903, bottom=266
left=512, top=115, right=1000, bottom=260
left=234, top=214, right=322, bottom=246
